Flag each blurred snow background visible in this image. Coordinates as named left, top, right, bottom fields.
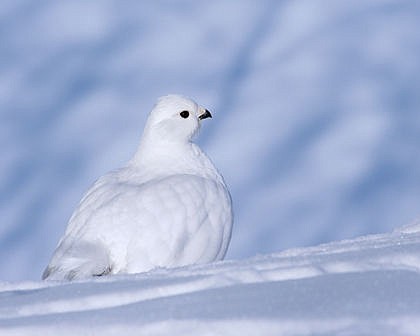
left=1, top=0, right=420, bottom=282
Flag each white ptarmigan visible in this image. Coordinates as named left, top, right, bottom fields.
left=43, top=95, right=233, bottom=281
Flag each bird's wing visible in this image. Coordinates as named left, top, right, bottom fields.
left=44, top=174, right=232, bottom=280
left=117, top=174, right=233, bottom=270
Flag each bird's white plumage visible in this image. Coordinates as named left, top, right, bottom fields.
left=43, top=95, right=233, bottom=280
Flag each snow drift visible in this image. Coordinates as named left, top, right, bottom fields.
left=1, top=222, right=420, bottom=335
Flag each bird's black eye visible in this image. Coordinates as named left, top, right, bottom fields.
left=180, top=110, right=189, bottom=119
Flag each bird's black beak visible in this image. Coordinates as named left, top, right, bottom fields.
left=199, top=109, right=212, bottom=120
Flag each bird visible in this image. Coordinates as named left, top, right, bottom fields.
left=43, top=94, right=233, bottom=281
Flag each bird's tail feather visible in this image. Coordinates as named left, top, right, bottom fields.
left=42, top=240, right=112, bottom=281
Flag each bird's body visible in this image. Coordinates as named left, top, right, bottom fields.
left=43, top=95, right=233, bottom=281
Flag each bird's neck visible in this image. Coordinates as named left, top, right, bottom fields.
left=133, top=134, right=191, bottom=163
left=129, top=138, right=224, bottom=185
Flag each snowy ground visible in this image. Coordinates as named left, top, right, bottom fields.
left=1, top=1, right=420, bottom=282
left=1, top=222, right=420, bottom=335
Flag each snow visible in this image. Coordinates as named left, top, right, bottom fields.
left=1, top=226, right=420, bottom=335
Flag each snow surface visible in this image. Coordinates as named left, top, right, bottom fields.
left=2, top=225, right=420, bottom=335
left=1, top=0, right=420, bottom=282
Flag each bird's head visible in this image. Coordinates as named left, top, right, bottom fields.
left=143, top=94, right=212, bottom=144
